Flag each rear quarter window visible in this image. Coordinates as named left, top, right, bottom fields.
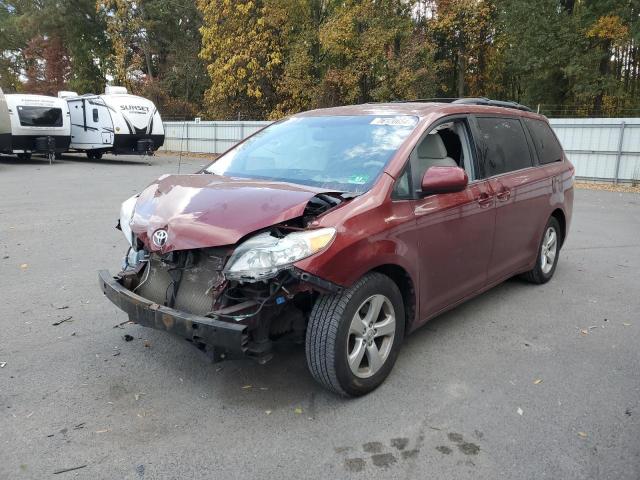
left=524, top=118, right=563, bottom=164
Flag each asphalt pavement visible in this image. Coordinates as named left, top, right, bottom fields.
left=1, top=152, right=638, bottom=479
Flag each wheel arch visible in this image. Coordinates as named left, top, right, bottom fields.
left=370, top=264, right=417, bottom=334
left=550, top=208, right=566, bottom=247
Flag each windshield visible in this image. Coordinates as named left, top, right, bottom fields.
left=17, top=106, right=63, bottom=127
left=205, top=115, right=419, bottom=193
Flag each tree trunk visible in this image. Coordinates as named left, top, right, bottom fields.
left=457, top=53, right=465, bottom=97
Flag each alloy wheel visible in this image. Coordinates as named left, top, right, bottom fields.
left=347, top=294, right=396, bottom=378
left=540, top=226, right=558, bottom=274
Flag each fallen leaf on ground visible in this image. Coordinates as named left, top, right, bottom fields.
left=578, top=431, right=588, bottom=438
left=533, top=379, right=543, bottom=385
left=20, top=263, right=28, bottom=269
left=95, top=429, right=110, bottom=433
left=52, top=316, right=72, bottom=326
left=517, top=407, right=523, bottom=416
left=580, top=329, right=589, bottom=335
left=265, top=410, right=272, bottom=415
left=623, top=323, right=631, bottom=326
left=294, top=407, right=303, bottom=414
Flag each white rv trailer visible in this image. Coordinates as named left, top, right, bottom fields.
left=2, top=94, right=71, bottom=160
left=0, top=88, right=10, bottom=153
left=62, top=86, right=164, bottom=159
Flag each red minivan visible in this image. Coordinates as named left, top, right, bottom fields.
left=99, top=98, right=574, bottom=396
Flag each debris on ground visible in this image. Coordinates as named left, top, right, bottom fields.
left=112, top=351, right=121, bottom=357
left=53, top=305, right=69, bottom=310
left=123, top=334, right=134, bottom=342
left=533, top=379, right=543, bottom=385
left=113, top=320, right=132, bottom=329
left=577, top=431, right=588, bottom=438
left=52, top=316, right=73, bottom=326
left=20, top=263, right=28, bottom=269
left=143, top=340, right=151, bottom=348
left=53, top=465, right=87, bottom=475
left=294, top=407, right=303, bottom=414
left=623, top=322, right=632, bottom=326
left=0, top=362, right=6, bottom=368
left=517, top=407, right=524, bottom=416
left=265, top=410, right=272, bottom=415
left=241, top=385, right=252, bottom=389
left=73, top=423, right=85, bottom=430
left=575, top=182, right=640, bottom=194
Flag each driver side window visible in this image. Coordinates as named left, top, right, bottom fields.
left=394, top=118, right=475, bottom=197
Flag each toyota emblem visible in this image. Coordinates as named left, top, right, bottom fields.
left=152, top=229, right=168, bottom=248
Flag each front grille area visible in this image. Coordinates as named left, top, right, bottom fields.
left=136, top=249, right=227, bottom=316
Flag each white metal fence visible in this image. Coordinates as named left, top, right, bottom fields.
left=549, top=118, right=640, bottom=183
left=160, top=118, right=640, bottom=183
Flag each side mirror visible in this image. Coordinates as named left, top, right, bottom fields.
left=421, top=166, right=468, bottom=195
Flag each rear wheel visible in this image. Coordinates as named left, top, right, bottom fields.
left=305, top=272, right=405, bottom=397
left=16, top=152, right=31, bottom=161
left=86, top=151, right=103, bottom=160
left=522, top=216, right=561, bottom=284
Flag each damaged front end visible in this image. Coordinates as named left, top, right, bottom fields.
left=100, top=183, right=349, bottom=364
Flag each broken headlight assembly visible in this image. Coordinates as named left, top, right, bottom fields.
left=224, top=227, right=336, bottom=281
left=119, top=194, right=139, bottom=246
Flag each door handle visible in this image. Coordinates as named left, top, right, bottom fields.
left=496, top=189, right=511, bottom=201
left=476, top=192, right=493, bottom=207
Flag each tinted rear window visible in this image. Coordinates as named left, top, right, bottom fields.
left=524, top=118, right=563, bottom=164
left=17, top=106, right=63, bottom=127
left=475, top=117, right=532, bottom=177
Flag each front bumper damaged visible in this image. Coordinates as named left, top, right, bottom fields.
left=98, top=270, right=248, bottom=357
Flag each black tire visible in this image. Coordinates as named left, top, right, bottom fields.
left=16, top=152, right=31, bottom=161
left=86, top=151, right=103, bottom=160
left=305, top=272, right=405, bottom=397
left=522, top=216, right=562, bottom=284
left=54, top=152, right=63, bottom=160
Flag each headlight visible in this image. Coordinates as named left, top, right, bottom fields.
left=119, top=194, right=139, bottom=246
left=225, top=227, right=336, bottom=281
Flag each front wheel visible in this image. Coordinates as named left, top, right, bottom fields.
left=305, top=272, right=405, bottom=397
left=522, top=216, right=562, bottom=284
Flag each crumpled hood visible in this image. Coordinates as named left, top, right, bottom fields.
left=130, top=174, right=334, bottom=253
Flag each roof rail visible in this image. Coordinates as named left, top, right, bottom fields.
left=452, top=97, right=532, bottom=112
left=389, top=97, right=532, bottom=112
left=390, top=98, right=458, bottom=103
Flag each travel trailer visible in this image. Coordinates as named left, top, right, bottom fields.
left=0, top=88, right=10, bottom=153
left=3, top=94, right=71, bottom=160
left=62, top=86, right=164, bottom=159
